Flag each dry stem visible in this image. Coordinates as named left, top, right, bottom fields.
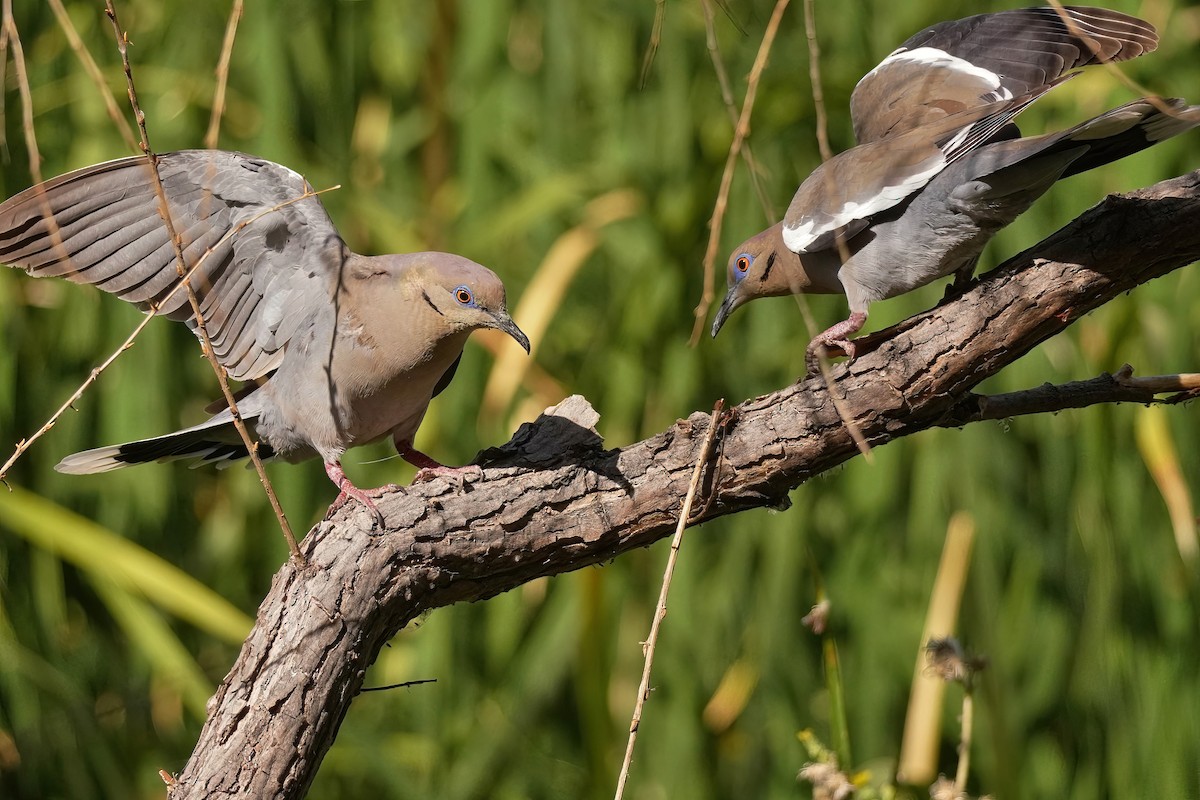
left=102, top=1, right=301, bottom=561
left=613, top=400, right=725, bottom=800
left=47, top=0, right=139, bottom=151
left=2, top=0, right=43, bottom=184
left=638, top=0, right=667, bottom=89
left=954, top=685, right=975, bottom=794
left=688, top=0, right=792, bottom=344
left=699, top=0, right=774, bottom=219
left=205, top=0, right=244, bottom=149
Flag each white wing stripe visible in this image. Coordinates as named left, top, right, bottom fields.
left=859, top=46, right=1004, bottom=92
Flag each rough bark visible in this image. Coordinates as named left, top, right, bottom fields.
left=169, top=172, right=1200, bottom=798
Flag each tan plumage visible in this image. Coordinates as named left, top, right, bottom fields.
left=0, top=150, right=530, bottom=510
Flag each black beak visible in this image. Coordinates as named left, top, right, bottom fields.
left=492, top=311, right=531, bottom=353
left=710, top=291, right=739, bottom=338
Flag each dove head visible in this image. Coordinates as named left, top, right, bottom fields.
left=710, top=224, right=844, bottom=338
left=405, top=253, right=531, bottom=352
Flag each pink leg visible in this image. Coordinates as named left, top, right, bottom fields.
left=325, top=461, right=396, bottom=523
left=395, top=438, right=483, bottom=486
left=805, top=311, right=868, bottom=374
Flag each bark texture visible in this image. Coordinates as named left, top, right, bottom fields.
left=170, top=172, right=1200, bottom=798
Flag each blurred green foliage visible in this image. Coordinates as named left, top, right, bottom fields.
left=2, top=1, right=1199, bottom=798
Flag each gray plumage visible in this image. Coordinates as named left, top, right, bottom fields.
left=710, top=7, right=1197, bottom=372
left=0, top=150, right=530, bottom=507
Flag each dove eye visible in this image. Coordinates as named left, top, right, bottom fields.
left=454, top=286, right=475, bottom=306
left=731, top=253, right=754, bottom=284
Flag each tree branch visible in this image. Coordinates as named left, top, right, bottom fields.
left=168, top=171, right=1200, bottom=798
left=938, top=367, right=1200, bottom=426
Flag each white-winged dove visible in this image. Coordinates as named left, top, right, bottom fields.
left=0, top=150, right=530, bottom=511
left=710, top=6, right=1199, bottom=372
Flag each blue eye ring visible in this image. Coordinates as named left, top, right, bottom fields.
left=733, top=253, right=753, bottom=282
left=453, top=285, right=475, bottom=306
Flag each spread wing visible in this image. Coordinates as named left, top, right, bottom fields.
left=850, top=6, right=1158, bottom=144
left=0, top=149, right=348, bottom=381
left=783, top=6, right=1159, bottom=254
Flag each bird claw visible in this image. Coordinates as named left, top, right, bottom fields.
left=412, top=464, right=483, bottom=490
left=805, top=338, right=857, bottom=376
left=804, top=311, right=868, bottom=376
left=329, top=483, right=402, bottom=526
left=328, top=486, right=384, bottom=525
left=324, top=461, right=400, bottom=525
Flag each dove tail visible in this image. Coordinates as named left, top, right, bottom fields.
left=1058, top=98, right=1200, bottom=179
left=55, top=414, right=272, bottom=474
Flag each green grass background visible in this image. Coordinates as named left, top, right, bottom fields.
left=1, top=1, right=1199, bottom=798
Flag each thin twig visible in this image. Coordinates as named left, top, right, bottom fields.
left=47, top=0, right=139, bottom=151
left=689, top=404, right=737, bottom=522
left=359, top=679, right=437, bottom=693
left=699, top=0, right=774, bottom=220
left=1045, top=0, right=1174, bottom=117
left=812, top=360, right=874, bottom=460
left=3, top=1, right=75, bottom=340
left=801, top=0, right=833, bottom=165
left=935, top=368, right=1200, bottom=428
left=1121, top=372, right=1200, bottom=392
left=613, top=399, right=725, bottom=800
left=103, top=1, right=302, bottom=562
left=0, top=187, right=339, bottom=486
left=0, top=12, right=7, bottom=149
left=954, top=684, right=975, bottom=794
left=688, top=0, right=792, bottom=344
left=800, top=0, right=848, bottom=262
left=638, top=0, right=667, bottom=89
left=2, top=0, right=43, bottom=184
left=204, top=0, right=243, bottom=149
left=800, top=0, right=871, bottom=458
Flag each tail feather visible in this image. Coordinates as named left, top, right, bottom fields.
left=1058, top=98, right=1200, bottom=178
left=967, top=98, right=1200, bottom=193
left=55, top=413, right=270, bottom=474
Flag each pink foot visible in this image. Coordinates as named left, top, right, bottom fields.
left=805, top=311, right=868, bottom=375
left=324, top=461, right=397, bottom=523
left=395, top=438, right=482, bottom=489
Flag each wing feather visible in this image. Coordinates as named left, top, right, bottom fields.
left=0, top=150, right=347, bottom=381
left=851, top=7, right=1158, bottom=143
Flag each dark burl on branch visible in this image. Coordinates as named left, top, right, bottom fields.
left=169, top=173, right=1200, bottom=798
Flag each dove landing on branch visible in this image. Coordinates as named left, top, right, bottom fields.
left=709, top=6, right=1199, bottom=373
left=0, top=150, right=530, bottom=513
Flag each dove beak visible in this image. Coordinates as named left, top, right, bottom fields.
left=491, top=311, right=531, bottom=354
left=710, top=290, right=741, bottom=338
